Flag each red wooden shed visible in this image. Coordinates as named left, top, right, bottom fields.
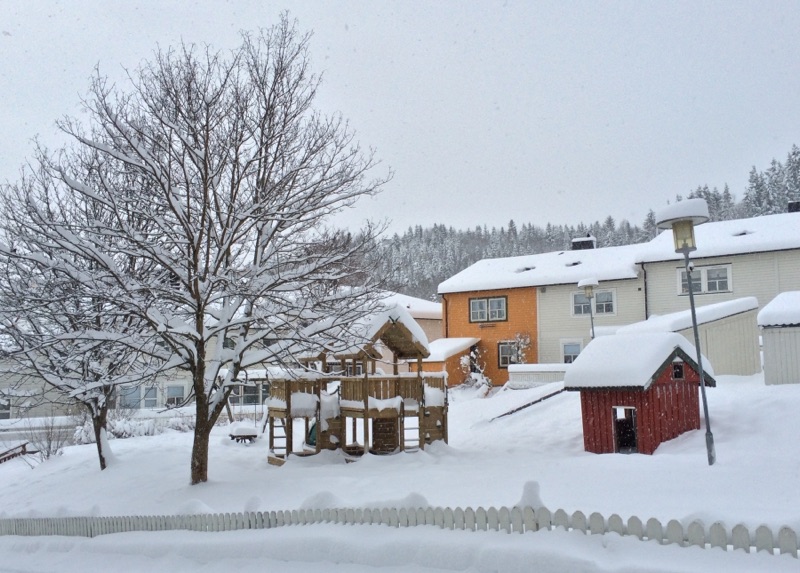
left=563, top=333, right=716, bottom=455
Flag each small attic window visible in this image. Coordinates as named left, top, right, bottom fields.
left=732, top=230, right=753, bottom=237
left=566, top=261, right=582, bottom=267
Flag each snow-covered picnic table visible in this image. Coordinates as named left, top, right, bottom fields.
left=228, top=425, right=258, bottom=443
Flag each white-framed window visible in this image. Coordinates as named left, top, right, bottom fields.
left=345, top=362, right=364, bottom=376
left=119, top=386, right=141, bottom=409
left=595, top=291, right=614, bottom=314
left=0, top=399, right=10, bottom=420
left=573, top=293, right=591, bottom=315
left=469, top=296, right=507, bottom=322
left=677, top=264, right=732, bottom=295
left=143, top=387, right=157, bottom=408
left=497, top=341, right=520, bottom=368
left=242, top=384, right=260, bottom=405
left=572, top=290, right=616, bottom=316
left=166, top=385, right=185, bottom=407
left=562, top=340, right=582, bottom=364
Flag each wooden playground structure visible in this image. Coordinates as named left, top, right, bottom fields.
left=262, top=308, right=449, bottom=464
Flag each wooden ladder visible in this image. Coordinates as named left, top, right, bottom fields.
left=402, top=414, right=420, bottom=452
left=269, top=418, right=289, bottom=462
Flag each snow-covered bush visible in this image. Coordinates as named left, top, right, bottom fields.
left=73, top=414, right=195, bottom=444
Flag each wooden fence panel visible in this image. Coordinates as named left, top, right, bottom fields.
left=475, top=508, right=487, bottom=531
left=709, top=522, right=727, bottom=550
left=553, top=509, right=569, bottom=531
left=498, top=507, right=510, bottom=533
left=454, top=508, right=465, bottom=531
left=779, top=526, right=798, bottom=557
left=608, top=513, right=627, bottom=535
left=687, top=521, right=705, bottom=548
left=523, top=507, right=536, bottom=533
left=755, top=525, right=774, bottom=554
left=588, top=512, right=604, bottom=535
left=537, top=507, right=552, bottom=531
left=666, top=520, right=684, bottom=546
left=732, top=524, right=751, bottom=553
left=645, top=518, right=663, bottom=543
left=443, top=508, right=454, bottom=530
left=465, top=507, right=476, bottom=531
left=571, top=511, right=587, bottom=534
left=434, top=508, right=444, bottom=529
left=627, top=516, right=644, bottom=540
left=510, top=507, right=523, bottom=534
left=487, top=507, right=499, bottom=532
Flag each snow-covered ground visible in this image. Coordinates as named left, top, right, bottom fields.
left=1, top=374, right=798, bottom=572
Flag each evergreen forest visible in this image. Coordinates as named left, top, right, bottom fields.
left=370, top=144, right=800, bottom=300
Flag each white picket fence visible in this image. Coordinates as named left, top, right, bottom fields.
left=0, top=505, right=797, bottom=558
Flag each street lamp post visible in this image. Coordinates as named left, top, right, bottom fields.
left=655, top=198, right=716, bottom=466
left=578, top=278, right=599, bottom=339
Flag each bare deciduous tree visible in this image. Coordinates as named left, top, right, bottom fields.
left=2, top=15, right=387, bottom=483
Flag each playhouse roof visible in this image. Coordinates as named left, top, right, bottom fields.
left=380, top=292, right=442, bottom=320
left=757, top=291, right=800, bottom=327
left=563, top=332, right=714, bottom=390
left=617, top=297, right=759, bottom=334
left=328, top=301, right=431, bottom=360
left=438, top=212, right=800, bottom=295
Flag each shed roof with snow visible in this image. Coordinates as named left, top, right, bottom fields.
left=617, top=297, right=758, bottom=334
left=422, top=337, right=480, bottom=362
left=564, top=333, right=715, bottom=390
left=757, top=291, right=800, bottom=327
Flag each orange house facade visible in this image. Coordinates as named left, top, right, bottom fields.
left=441, top=287, right=537, bottom=386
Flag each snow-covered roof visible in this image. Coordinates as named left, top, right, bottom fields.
left=380, top=292, right=442, bottom=320
left=330, top=302, right=430, bottom=359
left=438, top=212, right=800, bottom=294
left=564, top=332, right=714, bottom=390
left=422, top=337, right=480, bottom=362
left=617, top=297, right=758, bottom=335
left=639, top=212, right=800, bottom=263
left=438, top=243, right=643, bottom=293
left=757, top=291, right=800, bottom=327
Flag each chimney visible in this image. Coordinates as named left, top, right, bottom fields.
left=571, top=234, right=597, bottom=250
left=788, top=201, right=800, bottom=213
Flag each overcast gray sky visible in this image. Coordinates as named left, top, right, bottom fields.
left=2, top=1, right=799, bottom=234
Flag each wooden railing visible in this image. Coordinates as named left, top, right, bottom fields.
left=269, top=375, right=446, bottom=409
left=0, top=442, right=28, bottom=465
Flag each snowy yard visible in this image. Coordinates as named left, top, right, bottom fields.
left=1, top=374, right=798, bottom=572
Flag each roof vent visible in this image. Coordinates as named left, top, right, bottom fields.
left=732, top=229, right=753, bottom=237
left=566, top=261, right=582, bottom=267
left=571, top=234, right=596, bottom=250
left=516, top=266, right=536, bottom=273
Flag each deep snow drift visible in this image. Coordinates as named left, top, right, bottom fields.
left=1, top=373, right=797, bottom=572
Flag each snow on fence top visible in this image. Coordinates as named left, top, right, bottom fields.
left=758, top=291, right=800, bottom=327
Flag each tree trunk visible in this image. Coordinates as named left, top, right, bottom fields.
left=91, top=404, right=109, bottom=471
left=190, top=413, right=212, bottom=484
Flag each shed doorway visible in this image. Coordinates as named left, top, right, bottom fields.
left=613, top=407, right=638, bottom=454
